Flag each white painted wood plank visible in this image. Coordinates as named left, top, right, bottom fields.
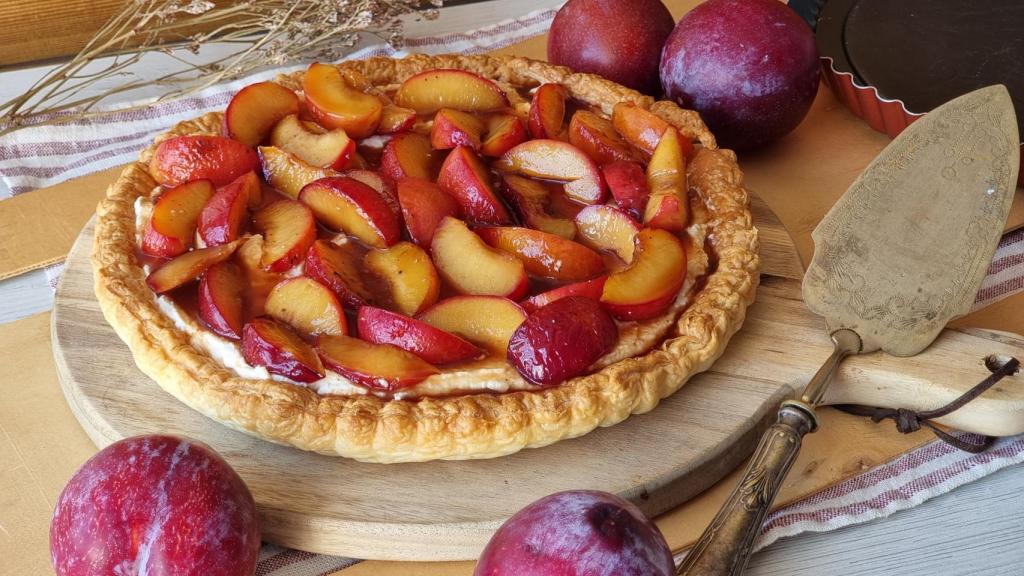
left=747, top=463, right=1024, bottom=575
left=0, top=269, right=52, bottom=324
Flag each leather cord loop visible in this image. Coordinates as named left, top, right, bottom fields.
left=834, top=357, right=1020, bottom=454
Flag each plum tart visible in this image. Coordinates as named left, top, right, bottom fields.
left=92, top=54, right=759, bottom=463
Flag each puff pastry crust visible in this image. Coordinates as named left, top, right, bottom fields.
left=92, top=54, right=760, bottom=463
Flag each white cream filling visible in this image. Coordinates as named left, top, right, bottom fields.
left=154, top=296, right=277, bottom=381
left=358, top=134, right=390, bottom=149
left=135, top=194, right=709, bottom=399
left=150, top=286, right=531, bottom=398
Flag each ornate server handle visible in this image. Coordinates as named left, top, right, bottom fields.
left=676, top=400, right=817, bottom=575
left=677, top=330, right=858, bottom=575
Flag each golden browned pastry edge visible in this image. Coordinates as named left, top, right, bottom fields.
left=91, top=54, right=760, bottom=463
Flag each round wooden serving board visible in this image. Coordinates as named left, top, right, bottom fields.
left=52, top=196, right=1024, bottom=561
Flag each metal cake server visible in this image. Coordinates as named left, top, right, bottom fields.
left=678, top=85, right=1020, bottom=575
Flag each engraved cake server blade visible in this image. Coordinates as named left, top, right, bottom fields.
left=678, top=84, right=1020, bottom=576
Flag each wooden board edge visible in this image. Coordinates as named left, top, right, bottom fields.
left=50, top=215, right=805, bottom=561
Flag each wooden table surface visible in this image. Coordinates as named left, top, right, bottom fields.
left=1, top=0, right=1023, bottom=574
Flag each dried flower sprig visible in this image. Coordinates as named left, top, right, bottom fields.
left=0, top=0, right=442, bottom=136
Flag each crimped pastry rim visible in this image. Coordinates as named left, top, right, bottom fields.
left=91, top=54, right=760, bottom=463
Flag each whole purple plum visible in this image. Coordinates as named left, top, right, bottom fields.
left=660, top=0, right=819, bottom=150
left=50, top=435, right=260, bottom=576
left=474, top=490, right=674, bottom=575
left=548, top=0, right=676, bottom=95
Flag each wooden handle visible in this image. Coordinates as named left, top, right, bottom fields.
left=677, top=401, right=816, bottom=576
left=821, top=328, right=1024, bottom=436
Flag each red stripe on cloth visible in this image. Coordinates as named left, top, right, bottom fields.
left=999, top=227, right=1024, bottom=247
left=988, top=252, right=1024, bottom=276
left=44, top=263, right=63, bottom=290
left=256, top=549, right=319, bottom=575
left=762, top=435, right=1024, bottom=531
left=0, top=90, right=233, bottom=133
left=9, top=184, right=38, bottom=195
left=987, top=232, right=1024, bottom=275
left=785, top=436, right=961, bottom=507
left=3, top=140, right=158, bottom=179
left=0, top=125, right=164, bottom=159
left=976, top=275, right=1024, bottom=303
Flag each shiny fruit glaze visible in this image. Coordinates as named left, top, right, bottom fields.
left=138, top=63, right=709, bottom=396
left=508, top=296, right=618, bottom=386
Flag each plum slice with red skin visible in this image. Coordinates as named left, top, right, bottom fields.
left=602, top=160, right=650, bottom=218
left=315, top=334, right=440, bottom=392
left=197, top=171, right=258, bottom=247
left=150, top=135, right=259, bottom=187
left=507, top=295, right=617, bottom=386
left=241, top=317, right=325, bottom=382
left=357, top=306, right=483, bottom=365
left=198, top=260, right=246, bottom=339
